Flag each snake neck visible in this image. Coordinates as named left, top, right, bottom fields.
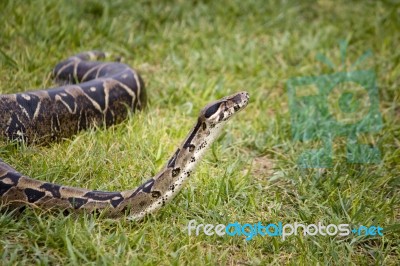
left=126, top=119, right=225, bottom=220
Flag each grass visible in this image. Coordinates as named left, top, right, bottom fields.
left=0, top=0, right=399, bottom=264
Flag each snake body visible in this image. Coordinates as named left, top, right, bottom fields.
left=0, top=52, right=249, bottom=220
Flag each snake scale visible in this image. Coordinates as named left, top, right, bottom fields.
left=0, top=51, right=249, bottom=220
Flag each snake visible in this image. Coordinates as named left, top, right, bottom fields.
left=0, top=51, right=249, bottom=220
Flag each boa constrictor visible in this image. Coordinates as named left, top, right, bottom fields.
left=0, top=51, right=249, bottom=220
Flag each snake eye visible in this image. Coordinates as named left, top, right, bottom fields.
left=204, top=102, right=221, bottom=118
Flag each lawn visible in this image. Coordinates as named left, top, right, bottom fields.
left=0, top=0, right=399, bottom=265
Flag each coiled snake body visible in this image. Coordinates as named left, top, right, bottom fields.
left=0, top=52, right=249, bottom=220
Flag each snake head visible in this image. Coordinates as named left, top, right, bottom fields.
left=201, top=91, right=249, bottom=125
